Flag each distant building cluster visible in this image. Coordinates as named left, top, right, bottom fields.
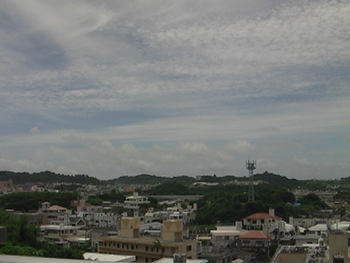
left=2, top=177, right=350, bottom=263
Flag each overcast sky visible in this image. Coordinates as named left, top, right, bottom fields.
left=0, top=0, right=349, bottom=180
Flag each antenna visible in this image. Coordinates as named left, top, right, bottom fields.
left=246, top=160, right=256, bottom=202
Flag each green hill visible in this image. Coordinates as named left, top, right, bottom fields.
left=0, top=170, right=101, bottom=185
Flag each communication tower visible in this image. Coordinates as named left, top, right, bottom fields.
left=246, top=160, right=256, bottom=202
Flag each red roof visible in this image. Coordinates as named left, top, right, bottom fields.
left=46, top=205, right=67, bottom=211
left=244, top=213, right=280, bottom=220
left=240, top=231, right=273, bottom=239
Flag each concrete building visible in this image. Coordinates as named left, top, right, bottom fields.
left=124, top=192, right=150, bottom=217
left=239, top=231, right=273, bottom=249
left=40, top=202, right=70, bottom=225
left=210, top=222, right=247, bottom=246
left=98, top=218, right=198, bottom=263
left=289, top=216, right=317, bottom=229
left=243, top=208, right=280, bottom=232
left=271, top=229, right=349, bottom=263
left=39, top=224, right=83, bottom=246
left=0, top=180, right=14, bottom=193
left=329, top=230, right=349, bottom=263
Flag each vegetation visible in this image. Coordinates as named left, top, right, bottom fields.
left=0, top=192, right=80, bottom=211
left=0, top=170, right=100, bottom=185
left=87, top=189, right=125, bottom=205
left=0, top=210, right=85, bottom=259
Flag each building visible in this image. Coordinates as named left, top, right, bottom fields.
left=329, top=230, right=349, bottom=263
left=154, top=254, right=208, bottom=263
left=243, top=208, right=281, bottom=232
left=0, top=180, right=14, bottom=193
left=239, top=231, right=273, bottom=249
left=210, top=222, right=246, bottom=246
left=39, top=224, right=83, bottom=246
left=40, top=202, right=70, bottom=225
left=124, top=192, right=150, bottom=217
left=0, top=255, right=132, bottom=263
left=271, top=246, right=327, bottom=263
left=98, top=218, right=198, bottom=263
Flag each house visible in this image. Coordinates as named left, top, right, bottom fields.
left=39, top=224, right=83, bottom=246
left=289, top=216, right=317, bottom=229
left=40, top=202, right=70, bottom=225
left=98, top=218, right=198, bottom=263
left=293, top=234, right=323, bottom=246
left=308, top=223, right=328, bottom=237
left=210, top=222, right=247, bottom=246
left=239, top=231, right=273, bottom=249
left=243, top=208, right=280, bottom=232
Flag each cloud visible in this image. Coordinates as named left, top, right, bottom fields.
left=0, top=0, right=349, bottom=180
left=29, top=127, right=41, bottom=135
left=227, top=140, right=256, bottom=154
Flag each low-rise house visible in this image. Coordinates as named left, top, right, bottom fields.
left=90, top=212, right=120, bottom=228
left=243, top=209, right=280, bottom=232
left=39, top=224, right=83, bottom=246
left=210, top=222, right=247, bottom=246
left=289, top=216, right=317, bottom=229
left=294, top=234, right=324, bottom=246
left=308, top=223, right=328, bottom=237
left=40, top=202, right=70, bottom=225
left=239, top=231, right=273, bottom=249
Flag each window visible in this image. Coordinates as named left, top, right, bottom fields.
left=187, top=245, right=192, bottom=251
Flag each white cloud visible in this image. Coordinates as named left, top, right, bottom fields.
left=29, top=127, right=41, bottom=135
left=227, top=140, right=256, bottom=154
left=0, top=0, right=349, bottom=180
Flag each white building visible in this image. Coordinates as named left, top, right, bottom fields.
left=124, top=192, right=150, bottom=217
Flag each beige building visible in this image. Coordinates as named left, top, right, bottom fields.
left=98, top=218, right=198, bottom=263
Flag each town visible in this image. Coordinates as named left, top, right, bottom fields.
left=1, top=170, right=350, bottom=263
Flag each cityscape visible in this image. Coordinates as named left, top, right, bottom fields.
left=1, top=0, right=349, bottom=263
left=1, top=167, right=350, bottom=263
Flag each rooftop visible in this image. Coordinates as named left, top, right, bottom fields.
left=244, top=213, right=280, bottom=220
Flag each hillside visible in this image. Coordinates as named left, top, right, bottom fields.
left=0, top=170, right=101, bottom=185
left=0, top=170, right=336, bottom=192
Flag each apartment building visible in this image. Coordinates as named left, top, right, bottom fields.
left=98, top=217, right=198, bottom=263
left=124, top=192, right=150, bottom=217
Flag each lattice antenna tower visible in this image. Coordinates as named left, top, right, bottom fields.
left=246, top=160, right=256, bottom=202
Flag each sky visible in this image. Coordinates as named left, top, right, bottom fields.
left=0, top=0, right=349, bottom=180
